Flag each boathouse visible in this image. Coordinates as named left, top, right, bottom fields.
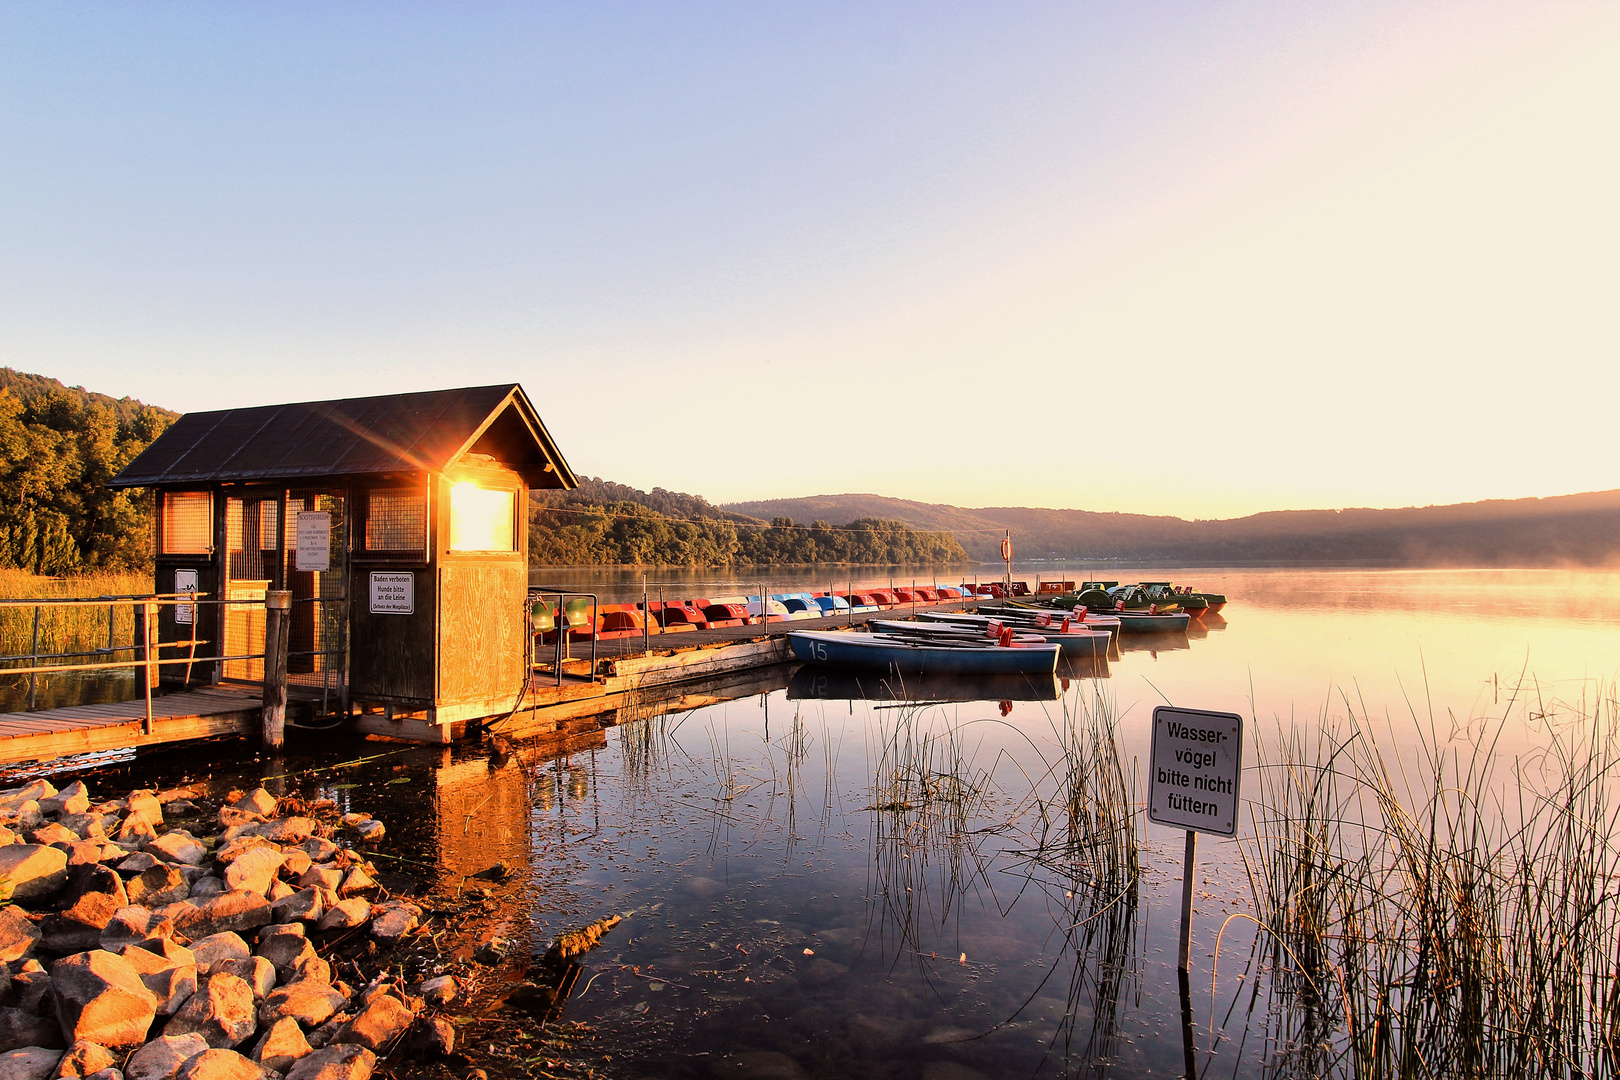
left=110, top=384, right=577, bottom=741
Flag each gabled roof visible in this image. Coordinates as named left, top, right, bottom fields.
left=111, top=384, right=577, bottom=489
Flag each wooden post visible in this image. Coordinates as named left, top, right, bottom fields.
left=27, top=605, right=40, bottom=711
left=1178, top=829, right=1197, bottom=971
left=262, top=590, right=292, bottom=751
left=141, top=602, right=155, bottom=735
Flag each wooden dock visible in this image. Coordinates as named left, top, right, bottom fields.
left=0, top=686, right=262, bottom=765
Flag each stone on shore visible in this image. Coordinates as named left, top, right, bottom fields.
left=405, top=1017, right=454, bottom=1058
left=145, top=834, right=206, bottom=868
left=0, top=1008, right=65, bottom=1054
left=164, top=973, right=256, bottom=1049
left=248, top=1019, right=310, bottom=1074
left=257, top=983, right=345, bottom=1029
left=0, top=1048, right=64, bottom=1080
left=296, top=841, right=336, bottom=864
left=329, top=996, right=410, bottom=1053
left=0, top=847, right=68, bottom=904
left=124, top=795, right=162, bottom=829
left=350, top=823, right=383, bottom=844
left=417, top=976, right=455, bottom=1006
left=59, top=866, right=128, bottom=911
left=100, top=908, right=173, bottom=954
left=252, top=820, right=313, bottom=846
left=313, top=901, right=368, bottom=933
left=159, top=893, right=270, bottom=941
left=222, top=851, right=282, bottom=900
left=293, top=869, right=339, bottom=894
left=366, top=903, right=417, bottom=944
left=275, top=852, right=311, bottom=882
left=50, top=1041, right=116, bottom=1078
left=187, top=934, right=249, bottom=975
left=123, top=1035, right=209, bottom=1080
left=173, top=1049, right=274, bottom=1080
left=229, top=793, right=275, bottom=819
left=284, top=1045, right=372, bottom=1080
left=254, top=929, right=310, bottom=982
left=50, top=950, right=157, bottom=1049
left=118, top=940, right=198, bottom=1016
left=40, top=892, right=124, bottom=954
left=269, top=890, right=322, bottom=927
left=38, top=783, right=89, bottom=819
left=0, top=907, right=41, bottom=962
left=213, top=958, right=274, bottom=1001
left=126, top=867, right=190, bottom=911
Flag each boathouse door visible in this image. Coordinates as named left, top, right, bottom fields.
left=283, top=490, right=349, bottom=715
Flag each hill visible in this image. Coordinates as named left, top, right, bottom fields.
left=0, top=369, right=177, bottom=573
left=724, top=490, right=1620, bottom=567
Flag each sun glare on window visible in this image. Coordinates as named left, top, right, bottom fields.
left=448, top=483, right=515, bottom=551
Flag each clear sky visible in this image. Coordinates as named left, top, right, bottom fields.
left=3, top=3, right=1616, bottom=520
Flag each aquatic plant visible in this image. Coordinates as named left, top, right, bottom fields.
left=0, top=569, right=151, bottom=661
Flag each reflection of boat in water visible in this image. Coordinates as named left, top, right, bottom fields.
left=788, top=664, right=1061, bottom=702
left=1117, top=631, right=1192, bottom=654
left=1056, top=654, right=1110, bottom=681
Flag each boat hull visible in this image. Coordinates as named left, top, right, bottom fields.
left=788, top=631, right=1059, bottom=675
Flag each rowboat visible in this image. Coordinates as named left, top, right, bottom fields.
left=787, top=630, right=1059, bottom=675
left=918, top=608, right=1122, bottom=638
left=976, top=604, right=1186, bottom=634
left=871, top=618, right=1109, bottom=658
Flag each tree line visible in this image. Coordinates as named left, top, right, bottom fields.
left=0, top=370, right=176, bottom=574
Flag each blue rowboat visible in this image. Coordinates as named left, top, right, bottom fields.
left=868, top=619, right=1107, bottom=658
left=917, top=609, right=1123, bottom=638
left=788, top=630, right=1059, bottom=675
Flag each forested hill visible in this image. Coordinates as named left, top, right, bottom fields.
left=0, top=369, right=176, bottom=573
left=529, top=478, right=968, bottom=566
left=724, top=490, right=1620, bottom=567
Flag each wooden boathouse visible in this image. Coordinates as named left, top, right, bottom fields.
left=108, top=384, right=578, bottom=741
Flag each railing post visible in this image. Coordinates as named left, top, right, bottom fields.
left=142, top=601, right=155, bottom=735
left=262, top=590, right=292, bottom=751
left=28, top=605, right=40, bottom=711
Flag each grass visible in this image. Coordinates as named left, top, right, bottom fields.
left=0, top=568, right=151, bottom=661
left=1235, top=680, right=1620, bottom=1079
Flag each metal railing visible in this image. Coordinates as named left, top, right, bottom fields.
left=528, top=589, right=600, bottom=685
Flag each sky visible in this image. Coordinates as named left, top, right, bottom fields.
left=2, top=2, right=1617, bottom=520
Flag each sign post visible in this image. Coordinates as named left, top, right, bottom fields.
left=1148, top=705, right=1243, bottom=972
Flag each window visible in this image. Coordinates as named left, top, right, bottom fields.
left=448, top=483, right=515, bottom=551
left=364, top=488, right=428, bottom=557
left=161, top=492, right=213, bottom=554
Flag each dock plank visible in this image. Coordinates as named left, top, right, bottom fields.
left=0, top=687, right=261, bottom=765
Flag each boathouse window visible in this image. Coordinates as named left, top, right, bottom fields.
left=161, top=491, right=213, bottom=554
left=363, top=487, right=429, bottom=558
left=448, top=482, right=515, bottom=552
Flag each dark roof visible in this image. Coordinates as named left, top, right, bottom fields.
left=111, top=384, right=577, bottom=489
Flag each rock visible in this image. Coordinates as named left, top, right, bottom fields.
left=164, top=973, right=255, bottom=1049
left=186, top=935, right=249, bottom=975
left=38, top=785, right=90, bottom=821
left=211, top=840, right=272, bottom=868
left=0, top=849, right=67, bottom=904
left=123, top=1035, right=209, bottom=1080
left=124, top=795, right=162, bottom=829
left=82, top=1069, right=120, bottom=1080
left=9, top=969, right=53, bottom=1014
left=100, top=908, right=172, bottom=953
left=0, top=908, right=40, bottom=963
left=264, top=883, right=292, bottom=905
left=61, top=866, right=128, bottom=909
left=274, top=854, right=310, bottom=883
left=213, top=958, right=273, bottom=1001
left=0, top=1048, right=64, bottom=1080
left=145, top=835, right=205, bottom=868
left=213, top=812, right=260, bottom=835
left=252, top=821, right=312, bottom=846
left=111, top=817, right=154, bottom=849
left=0, top=1007, right=65, bottom=1053
left=248, top=1019, right=309, bottom=1073
left=50, top=950, right=157, bottom=1049
left=284, top=955, right=329, bottom=988
left=188, top=880, right=226, bottom=901
left=222, top=852, right=282, bottom=900
left=160, top=894, right=270, bottom=941
left=0, top=828, right=17, bottom=848
left=301, top=1016, right=346, bottom=1052
left=268, top=891, right=321, bottom=927
left=404, top=1016, right=453, bottom=1058
left=257, top=983, right=345, bottom=1029
left=173, top=1049, right=274, bottom=1080
left=231, top=793, right=276, bottom=819
left=283, top=1045, right=372, bottom=1080
left=54, top=816, right=105, bottom=842
left=472, top=938, right=508, bottom=965
left=313, top=902, right=368, bottom=934
left=154, top=789, right=198, bottom=807
left=350, top=823, right=382, bottom=845
left=296, top=841, right=336, bottom=865
left=293, top=869, right=339, bottom=894
left=50, top=1040, right=115, bottom=1078
left=366, top=904, right=417, bottom=944
left=116, top=854, right=158, bottom=875
left=118, top=940, right=197, bottom=1015
left=61, top=844, right=121, bottom=870
left=27, top=825, right=76, bottom=847
left=254, top=933, right=311, bottom=982
left=40, top=892, right=123, bottom=954
left=165, top=802, right=198, bottom=817
left=127, top=867, right=190, bottom=910
left=333, top=870, right=372, bottom=900
left=417, top=977, right=455, bottom=1006
left=0, top=782, right=56, bottom=811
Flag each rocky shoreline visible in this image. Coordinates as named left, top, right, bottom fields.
left=0, top=777, right=459, bottom=1080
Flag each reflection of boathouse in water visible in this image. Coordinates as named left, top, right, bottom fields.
left=111, top=384, right=577, bottom=742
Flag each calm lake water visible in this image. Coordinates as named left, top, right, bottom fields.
left=14, top=567, right=1620, bottom=1078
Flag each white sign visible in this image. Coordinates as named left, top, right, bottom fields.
left=174, top=569, right=198, bottom=625
left=295, top=512, right=330, bottom=572
left=369, top=572, right=414, bottom=615
left=1148, top=706, right=1243, bottom=837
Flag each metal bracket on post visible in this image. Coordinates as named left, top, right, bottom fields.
left=262, top=590, right=292, bottom=751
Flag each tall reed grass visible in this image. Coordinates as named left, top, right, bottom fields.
left=0, top=569, right=151, bottom=661
left=1237, top=683, right=1620, bottom=1079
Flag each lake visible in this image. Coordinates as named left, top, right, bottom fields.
left=12, top=566, right=1620, bottom=1078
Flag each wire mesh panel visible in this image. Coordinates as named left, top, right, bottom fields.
left=363, top=487, right=427, bottom=558
left=284, top=491, right=347, bottom=709
left=222, top=496, right=278, bottom=681
left=161, top=492, right=213, bottom=555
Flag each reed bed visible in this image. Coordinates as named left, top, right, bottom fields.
left=0, top=569, right=151, bottom=661
left=1237, top=683, right=1620, bottom=1079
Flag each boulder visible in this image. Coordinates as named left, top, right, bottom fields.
left=173, top=1050, right=273, bottom=1080
left=59, top=866, right=128, bottom=911
left=0, top=849, right=67, bottom=904
left=50, top=950, right=157, bottom=1048
left=212, top=958, right=273, bottom=1001
left=0, top=908, right=40, bottom=963
left=124, top=795, right=162, bottom=829
left=115, top=854, right=158, bottom=875
left=0, top=1048, right=64, bottom=1080
left=329, top=996, right=410, bottom=1052
left=60, top=844, right=121, bottom=871
left=0, top=1008, right=65, bottom=1053
left=100, top=908, right=172, bottom=954
left=333, top=870, right=372, bottom=900
left=81, top=1069, right=120, bottom=1080
left=123, top=1035, right=209, bottom=1080
left=0, top=828, right=17, bottom=847
left=366, top=904, right=417, bottom=944
left=159, top=894, right=270, bottom=941
left=253, top=930, right=310, bottom=983
left=404, top=1016, right=454, bottom=1058
left=27, top=826, right=76, bottom=847
left=313, top=902, right=368, bottom=934
left=257, top=983, right=345, bottom=1029
left=54, top=816, right=104, bottom=842
left=284, top=955, right=330, bottom=989
left=154, top=790, right=199, bottom=807
left=110, top=817, right=154, bottom=849
left=118, top=940, right=197, bottom=1015
left=37, top=784, right=89, bottom=821
left=350, top=823, right=383, bottom=844
left=188, top=880, right=226, bottom=902
left=251, top=821, right=312, bottom=846
left=164, top=973, right=256, bottom=1049
left=417, top=977, right=455, bottom=1006
left=40, top=892, right=123, bottom=954
left=126, top=867, right=189, bottom=910
left=222, top=852, right=281, bottom=900
left=248, top=1019, right=309, bottom=1073
left=283, top=1045, right=372, bottom=1080
left=268, top=891, right=321, bottom=927
left=275, top=853, right=310, bottom=883
left=9, top=969, right=53, bottom=1014
left=0, top=782, right=56, bottom=811
left=186, top=935, right=249, bottom=976
left=230, top=793, right=276, bottom=819
left=293, top=869, right=339, bottom=894
left=296, top=841, right=335, bottom=865
left=2, top=805, right=43, bottom=834
left=145, top=835, right=205, bottom=869
left=50, top=1040, right=115, bottom=1078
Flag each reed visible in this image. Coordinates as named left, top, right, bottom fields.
left=1236, top=682, right=1620, bottom=1079
left=0, top=569, right=150, bottom=663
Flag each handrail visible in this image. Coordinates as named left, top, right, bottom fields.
left=528, top=588, right=599, bottom=686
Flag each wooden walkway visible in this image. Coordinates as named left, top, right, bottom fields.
left=0, top=687, right=260, bottom=766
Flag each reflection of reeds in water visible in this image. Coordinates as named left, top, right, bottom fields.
left=1238, top=682, right=1620, bottom=1079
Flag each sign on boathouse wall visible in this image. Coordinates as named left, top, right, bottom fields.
left=295, top=512, right=331, bottom=572
left=1148, top=706, right=1243, bottom=836
left=369, top=572, right=414, bottom=615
